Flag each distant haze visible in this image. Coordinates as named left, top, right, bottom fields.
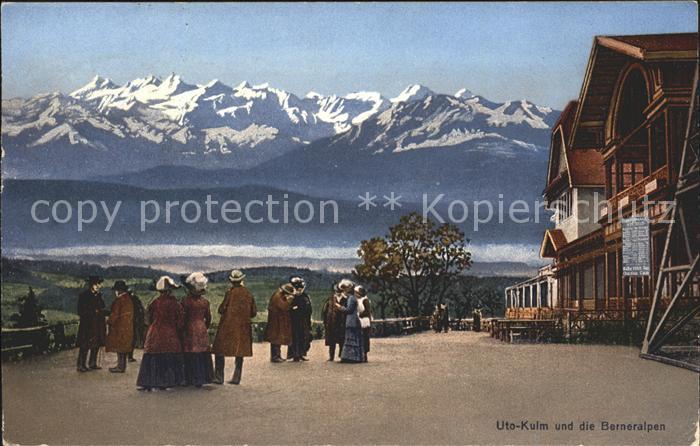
left=5, top=242, right=547, bottom=267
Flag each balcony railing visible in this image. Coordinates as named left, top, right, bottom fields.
left=604, top=167, right=669, bottom=218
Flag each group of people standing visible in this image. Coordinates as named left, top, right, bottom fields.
left=263, top=276, right=373, bottom=364
left=322, top=279, right=372, bottom=363
left=75, top=271, right=373, bottom=391
left=76, top=276, right=145, bottom=373
left=263, top=277, right=313, bottom=362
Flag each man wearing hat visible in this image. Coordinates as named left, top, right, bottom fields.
left=76, top=276, right=107, bottom=372
left=105, top=280, right=135, bottom=373
left=263, top=283, right=295, bottom=362
left=322, top=280, right=351, bottom=361
left=212, top=270, right=257, bottom=384
left=288, top=276, right=312, bottom=362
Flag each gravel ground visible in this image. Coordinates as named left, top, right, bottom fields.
left=2, top=331, right=698, bottom=445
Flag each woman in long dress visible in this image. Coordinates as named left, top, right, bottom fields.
left=182, top=272, right=214, bottom=387
left=337, top=279, right=364, bottom=363
left=136, top=276, right=185, bottom=391
left=355, top=285, right=372, bottom=363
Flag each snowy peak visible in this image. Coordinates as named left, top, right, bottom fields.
left=345, top=91, right=384, bottom=103
left=486, top=100, right=552, bottom=129
left=391, top=84, right=434, bottom=103
left=62, top=75, right=556, bottom=137
left=341, top=86, right=559, bottom=156
left=3, top=74, right=560, bottom=180
left=305, top=90, right=389, bottom=133
left=305, top=91, right=324, bottom=100
left=126, top=75, right=161, bottom=89
left=455, top=88, right=475, bottom=99
left=69, top=75, right=118, bottom=98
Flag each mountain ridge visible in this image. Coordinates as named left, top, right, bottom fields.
left=2, top=74, right=559, bottom=181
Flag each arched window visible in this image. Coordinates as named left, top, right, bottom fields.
left=615, top=69, right=649, bottom=139
left=606, top=66, right=651, bottom=197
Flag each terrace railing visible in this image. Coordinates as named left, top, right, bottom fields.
left=2, top=315, right=451, bottom=360
left=1, top=321, right=80, bottom=359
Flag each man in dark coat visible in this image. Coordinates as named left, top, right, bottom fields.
left=128, top=293, right=146, bottom=362
left=264, top=284, right=294, bottom=362
left=76, top=276, right=107, bottom=372
left=322, top=280, right=350, bottom=361
left=287, top=276, right=313, bottom=362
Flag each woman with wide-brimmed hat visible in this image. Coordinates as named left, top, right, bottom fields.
left=212, top=270, right=257, bottom=384
left=182, top=272, right=214, bottom=387
left=136, top=276, right=185, bottom=391
left=264, top=283, right=295, bottom=362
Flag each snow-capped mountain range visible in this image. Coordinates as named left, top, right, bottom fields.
left=2, top=74, right=558, bottom=179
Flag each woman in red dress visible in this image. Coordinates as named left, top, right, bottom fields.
left=182, top=272, right=214, bottom=387
left=136, top=276, right=185, bottom=391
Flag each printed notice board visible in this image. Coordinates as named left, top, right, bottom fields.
left=622, top=216, right=651, bottom=276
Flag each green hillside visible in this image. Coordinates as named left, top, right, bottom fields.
left=1, top=258, right=344, bottom=326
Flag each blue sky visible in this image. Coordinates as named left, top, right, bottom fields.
left=2, top=2, right=697, bottom=108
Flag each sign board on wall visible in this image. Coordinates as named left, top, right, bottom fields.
left=622, top=216, right=651, bottom=276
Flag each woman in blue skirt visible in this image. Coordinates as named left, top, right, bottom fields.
left=336, top=279, right=365, bottom=363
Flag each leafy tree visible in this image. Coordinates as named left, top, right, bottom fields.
left=355, top=212, right=471, bottom=317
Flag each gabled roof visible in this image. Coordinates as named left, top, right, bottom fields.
left=553, top=100, right=578, bottom=138
left=540, top=229, right=567, bottom=258
left=545, top=101, right=577, bottom=188
left=568, top=149, right=605, bottom=186
left=569, top=33, right=698, bottom=150
left=545, top=100, right=605, bottom=193
left=597, top=33, right=698, bottom=60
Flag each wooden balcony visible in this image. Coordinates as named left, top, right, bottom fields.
left=603, top=167, right=669, bottom=220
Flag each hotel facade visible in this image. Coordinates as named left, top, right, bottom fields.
left=506, top=33, right=699, bottom=345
